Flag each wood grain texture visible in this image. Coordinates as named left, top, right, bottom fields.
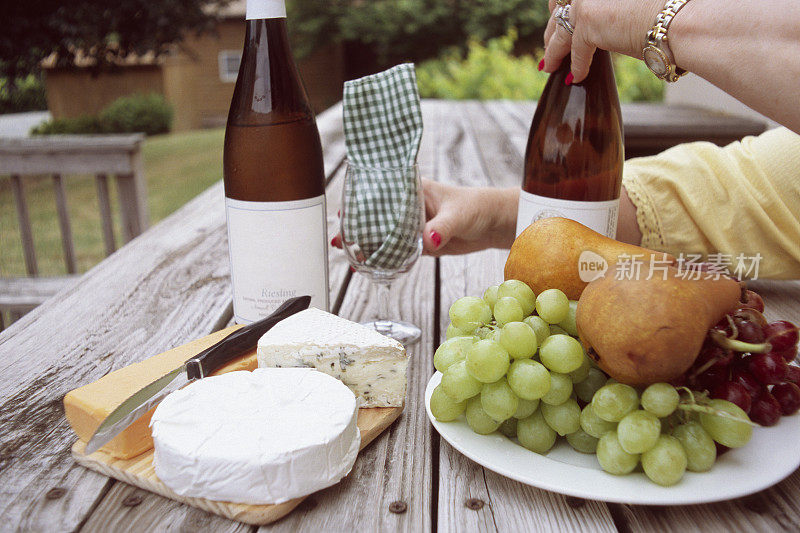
left=94, top=174, right=117, bottom=256
left=3, top=101, right=800, bottom=533
left=258, top=100, right=441, bottom=533
left=0, top=135, right=145, bottom=175
left=0, top=182, right=234, bottom=532
left=482, top=101, right=799, bottom=530
left=261, top=259, right=435, bottom=533
left=497, top=100, right=767, bottom=159
left=57, top=104, right=350, bottom=532
left=116, top=152, right=149, bottom=243
left=51, top=174, right=77, bottom=274
left=79, top=483, right=251, bottom=533
left=0, top=276, right=79, bottom=309
left=73, top=407, right=402, bottom=525
left=2, top=137, right=149, bottom=322
left=10, top=174, right=38, bottom=276
left=433, top=100, right=617, bottom=532
left=315, top=102, right=346, bottom=182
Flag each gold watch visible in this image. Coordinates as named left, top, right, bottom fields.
left=642, top=0, right=691, bottom=82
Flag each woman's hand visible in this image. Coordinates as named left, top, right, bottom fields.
left=330, top=179, right=642, bottom=256
left=330, top=179, right=520, bottom=257
left=539, top=0, right=800, bottom=140
left=542, top=0, right=664, bottom=83
left=419, top=179, right=519, bottom=256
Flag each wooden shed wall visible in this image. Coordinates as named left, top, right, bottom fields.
left=43, top=19, right=345, bottom=132
left=44, top=66, right=164, bottom=120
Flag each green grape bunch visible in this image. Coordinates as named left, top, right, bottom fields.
left=430, top=279, right=756, bottom=487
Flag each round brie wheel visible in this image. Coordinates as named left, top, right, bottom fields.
left=150, top=368, right=360, bottom=504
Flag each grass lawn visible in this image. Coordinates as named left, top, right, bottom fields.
left=0, top=128, right=225, bottom=277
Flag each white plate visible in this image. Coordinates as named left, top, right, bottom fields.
left=425, top=371, right=800, bottom=505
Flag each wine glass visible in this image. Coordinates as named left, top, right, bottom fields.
left=340, top=161, right=424, bottom=344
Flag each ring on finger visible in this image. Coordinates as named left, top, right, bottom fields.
left=555, top=0, right=570, bottom=6
left=554, top=4, right=575, bottom=35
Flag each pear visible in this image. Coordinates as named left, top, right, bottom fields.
left=576, top=267, right=743, bottom=386
left=504, top=217, right=673, bottom=300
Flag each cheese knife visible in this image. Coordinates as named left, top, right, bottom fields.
left=84, top=295, right=311, bottom=455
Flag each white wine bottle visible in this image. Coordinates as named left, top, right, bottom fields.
left=224, top=0, right=329, bottom=323
left=517, top=50, right=624, bottom=238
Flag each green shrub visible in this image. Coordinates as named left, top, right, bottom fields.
left=99, top=93, right=173, bottom=135
left=417, top=30, right=664, bottom=103
left=613, top=54, right=665, bottom=103
left=31, top=93, right=173, bottom=136
left=417, top=30, right=547, bottom=100
left=0, top=75, right=47, bottom=114
left=30, top=115, right=107, bottom=135
left=288, top=0, right=550, bottom=64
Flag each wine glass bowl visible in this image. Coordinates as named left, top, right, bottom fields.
left=340, top=161, right=424, bottom=344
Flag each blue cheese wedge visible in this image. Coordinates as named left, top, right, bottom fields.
left=257, top=308, right=408, bottom=407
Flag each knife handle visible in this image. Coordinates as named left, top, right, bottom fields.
left=185, top=295, right=311, bottom=379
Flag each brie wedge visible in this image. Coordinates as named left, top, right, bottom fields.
left=150, top=368, right=360, bottom=505
left=257, top=308, right=408, bottom=407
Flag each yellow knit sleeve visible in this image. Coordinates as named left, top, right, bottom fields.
left=622, top=127, right=800, bottom=279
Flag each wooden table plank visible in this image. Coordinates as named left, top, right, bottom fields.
left=259, top=100, right=442, bottom=533
left=79, top=485, right=250, bottom=533
left=0, top=183, right=234, bottom=532
left=434, top=101, right=800, bottom=532
left=433, top=100, right=618, bottom=532
left=316, top=102, right=347, bottom=182
left=75, top=106, right=350, bottom=531
left=0, top=105, right=347, bottom=531
left=621, top=102, right=767, bottom=158
left=260, top=258, right=435, bottom=533
left=485, top=100, right=530, bottom=158
left=496, top=100, right=767, bottom=159
left=2, top=99, right=798, bottom=532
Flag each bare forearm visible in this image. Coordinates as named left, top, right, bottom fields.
left=489, top=186, right=520, bottom=248
left=488, top=186, right=640, bottom=248
left=543, top=0, right=800, bottom=133
left=670, top=0, right=800, bottom=132
left=617, top=187, right=643, bottom=245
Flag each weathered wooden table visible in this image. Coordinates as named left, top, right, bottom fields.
left=1, top=100, right=795, bottom=533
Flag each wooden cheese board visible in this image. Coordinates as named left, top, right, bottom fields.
left=72, top=405, right=402, bottom=525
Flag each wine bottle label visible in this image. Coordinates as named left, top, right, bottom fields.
left=246, top=0, right=286, bottom=20
left=225, top=195, right=329, bottom=323
left=516, top=191, right=619, bottom=238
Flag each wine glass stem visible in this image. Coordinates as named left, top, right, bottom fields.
left=374, top=279, right=393, bottom=334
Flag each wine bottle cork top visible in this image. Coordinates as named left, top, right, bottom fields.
left=246, top=0, right=286, bottom=20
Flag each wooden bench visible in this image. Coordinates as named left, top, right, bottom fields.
left=621, top=103, right=769, bottom=158
left=0, top=135, right=149, bottom=327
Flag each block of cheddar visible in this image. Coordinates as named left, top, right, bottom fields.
left=63, top=325, right=259, bottom=459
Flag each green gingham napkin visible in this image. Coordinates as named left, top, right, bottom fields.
left=342, top=63, right=423, bottom=271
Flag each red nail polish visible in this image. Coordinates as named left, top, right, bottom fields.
left=431, top=231, right=442, bottom=248
left=565, top=72, right=574, bottom=86
left=337, top=209, right=340, bottom=217
left=538, top=59, right=545, bottom=71
left=349, top=266, right=356, bottom=273
left=330, top=235, right=341, bottom=248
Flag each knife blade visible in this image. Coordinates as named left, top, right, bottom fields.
left=84, top=295, right=311, bottom=455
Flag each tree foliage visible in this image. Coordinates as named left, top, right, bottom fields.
left=416, top=30, right=548, bottom=100
left=0, top=0, right=230, bottom=79
left=416, top=30, right=664, bottom=103
left=287, top=0, right=550, bottom=63
left=2, top=0, right=552, bottom=81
